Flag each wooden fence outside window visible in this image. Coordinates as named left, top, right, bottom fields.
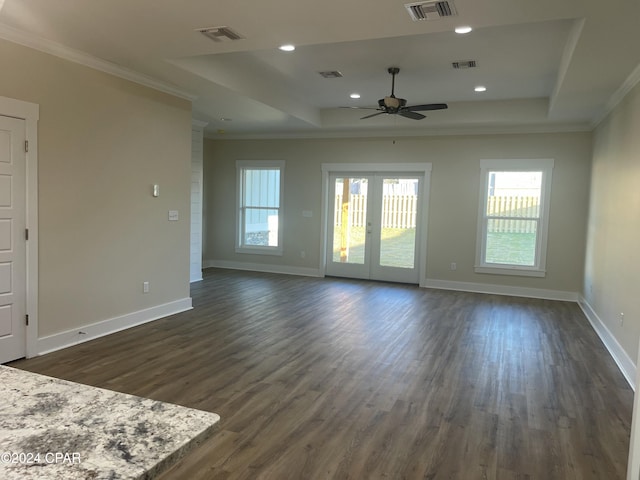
left=334, top=194, right=417, bottom=229
left=333, top=194, right=540, bottom=233
left=486, top=196, right=540, bottom=234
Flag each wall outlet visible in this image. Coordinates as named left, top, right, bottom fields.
left=620, top=312, right=624, bottom=326
left=143, top=281, right=150, bottom=294
left=300, top=250, right=306, bottom=258
left=450, top=262, right=457, bottom=271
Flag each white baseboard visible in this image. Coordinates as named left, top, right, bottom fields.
left=578, top=297, right=636, bottom=390
left=36, top=298, right=193, bottom=357
left=204, top=259, right=321, bottom=278
left=422, top=278, right=579, bottom=302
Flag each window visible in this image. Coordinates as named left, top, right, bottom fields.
left=475, top=159, right=554, bottom=277
left=236, top=160, right=284, bottom=255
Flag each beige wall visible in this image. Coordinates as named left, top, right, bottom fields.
left=0, top=39, right=192, bottom=337
left=585, top=80, right=640, bottom=362
left=204, top=131, right=592, bottom=293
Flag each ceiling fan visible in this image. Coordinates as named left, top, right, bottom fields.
left=349, top=67, right=448, bottom=120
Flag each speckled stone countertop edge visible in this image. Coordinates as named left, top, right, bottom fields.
left=0, top=365, right=221, bottom=480
left=138, top=419, right=220, bottom=480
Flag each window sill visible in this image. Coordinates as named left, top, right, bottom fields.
left=474, top=265, right=546, bottom=277
left=236, top=246, right=283, bottom=256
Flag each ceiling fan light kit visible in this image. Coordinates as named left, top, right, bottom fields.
left=381, top=96, right=404, bottom=109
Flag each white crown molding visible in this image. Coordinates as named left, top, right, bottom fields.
left=592, top=61, right=640, bottom=128
left=204, top=122, right=593, bottom=141
left=0, top=23, right=196, bottom=102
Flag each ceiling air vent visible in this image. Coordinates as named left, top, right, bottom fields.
left=405, top=1, right=457, bottom=21
left=452, top=60, right=477, bottom=69
left=196, top=26, right=244, bottom=42
left=318, top=71, right=344, bottom=78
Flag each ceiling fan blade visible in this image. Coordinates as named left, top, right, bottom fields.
left=399, top=111, right=426, bottom=120
left=339, top=106, right=381, bottom=111
left=406, top=103, right=448, bottom=112
left=361, top=111, right=386, bottom=119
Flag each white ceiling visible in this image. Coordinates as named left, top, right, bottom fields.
left=1, top=0, right=639, bottom=138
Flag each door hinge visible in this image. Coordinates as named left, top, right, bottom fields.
left=25, top=228, right=29, bottom=241
left=25, top=140, right=29, bottom=153
left=25, top=314, right=29, bottom=326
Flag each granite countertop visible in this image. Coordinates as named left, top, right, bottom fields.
left=0, top=366, right=220, bottom=479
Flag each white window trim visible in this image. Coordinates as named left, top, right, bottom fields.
left=474, top=158, right=554, bottom=277
left=236, top=160, right=285, bottom=256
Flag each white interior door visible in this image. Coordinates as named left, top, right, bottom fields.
left=325, top=172, right=424, bottom=284
left=0, top=116, right=27, bottom=363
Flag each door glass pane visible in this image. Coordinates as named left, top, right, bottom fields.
left=379, top=178, right=418, bottom=268
left=332, top=177, right=368, bottom=264
left=486, top=219, right=537, bottom=266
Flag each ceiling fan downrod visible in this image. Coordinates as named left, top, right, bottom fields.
left=388, top=67, right=400, bottom=97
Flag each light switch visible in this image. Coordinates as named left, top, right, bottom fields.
left=302, top=210, right=313, bottom=218
left=168, top=210, right=179, bottom=221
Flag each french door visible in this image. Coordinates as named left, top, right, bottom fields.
left=324, top=165, right=429, bottom=284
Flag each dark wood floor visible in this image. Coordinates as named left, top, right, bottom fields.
left=11, top=269, right=633, bottom=479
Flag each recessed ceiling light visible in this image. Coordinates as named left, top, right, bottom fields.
left=455, top=26, right=473, bottom=34
left=474, top=86, right=487, bottom=92
left=350, top=93, right=361, bottom=99
left=279, top=44, right=295, bottom=52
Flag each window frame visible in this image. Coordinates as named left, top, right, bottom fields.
left=474, top=158, right=554, bottom=277
left=236, top=160, right=285, bottom=256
